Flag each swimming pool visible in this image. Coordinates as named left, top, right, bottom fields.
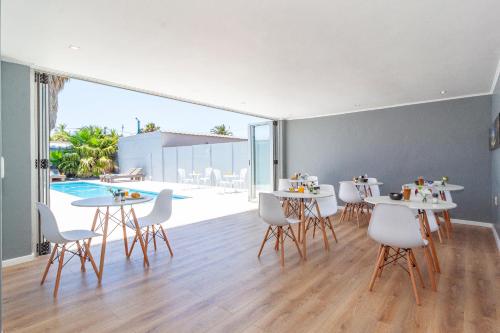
left=50, top=181, right=187, bottom=200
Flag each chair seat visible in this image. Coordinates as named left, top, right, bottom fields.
left=126, top=216, right=162, bottom=229
left=286, top=217, right=301, bottom=224
left=60, top=230, right=101, bottom=242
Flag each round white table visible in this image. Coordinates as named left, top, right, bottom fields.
left=364, top=195, right=457, bottom=289
left=273, top=190, right=334, bottom=259
left=403, top=183, right=464, bottom=192
left=72, top=196, right=154, bottom=282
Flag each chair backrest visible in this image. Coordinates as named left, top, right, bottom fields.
left=146, top=189, right=173, bottom=224
left=131, top=168, right=143, bottom=175
left=307, top=175, right=319, bottom=185
left=278, top=178, right=291, bottom=191
left=204, top=167, right=213, bottom=177
left=239, top=168, right=247, bottom=180
left=212, top=169, right=222, bottom=184
left=367, top=177, right=381, bottom=197
left=178, top=168, right=186, bottom=181
left=316, top=184, right=338, bottom=216
left=444, top=190, right=453, bottom=202
left=368, top=204, right=426, bottom=248
left=338, top=181, right=362, bottom=203
left=258, top=193, right=287, bottom=226
left=36, top=202, right=66, bottom=244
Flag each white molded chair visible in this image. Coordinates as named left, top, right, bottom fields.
left=257, top=193, right=303, bottom=267
left=126, top=189, right=174, bottom=264
left=367, top=177, right=381, bottom=197
left=36, top=203, right=100, bottom=297
left=178, top=168, right=194, bottom=184
left=305, top=184, right=338, bottom=247
left=199, top=167, right=213, bottom=186
left=212, top=169, right=232, bottom=193
left=338, top=181, right=365, bottom=227
left=278, top=178, right=292, bottom=191
left=306, top=175, right=319, bottom=186
left=367, top=204, right=436, bottom=305
left=232, top=168, right=248, bottom=189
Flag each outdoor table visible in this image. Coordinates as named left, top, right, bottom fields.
left=273, top=190, right=334, bottom=260
left=71, top=195, right=153, bottom=282
left=364, top=195, right=456, bottom=290
left=223, top=174, right=239, bottom=192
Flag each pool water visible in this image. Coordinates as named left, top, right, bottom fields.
left=50, top=181, right=187, bottom=200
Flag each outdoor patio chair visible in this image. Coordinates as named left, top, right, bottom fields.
left=178, top=168, right=194, bottom=184
left=212, top=169, right=232, bottom=193
left=50, top=168, right=66, bottom=182
left=199, top=167, right=213, bottom=186
left=104, top=168, right=145, bottom=183
left=232, top=168, right=248, bottom=189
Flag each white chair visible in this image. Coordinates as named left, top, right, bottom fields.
left=199, top=167, right=213, bottom=186
left=126, top=189, right=174, bottom=264
left=257, top=193, right=303, bottom=267
left=278, top=178, right=292, bottom=191
left=367, top=177, right=381, bottom=197
left=305, top=184, right=338, bottom=248
left=306, top=175, right=319, bottom=186
left=178, top=168, right=194, bottom=184
left=338, top=181, right=365, bottom=227
left=36, top=203, right=100, bottom=297
left=212, top=169, right=232, bottom=193
left=367, top=204, right=436, bottom=305
left=232, top=168, right=248, bottom=190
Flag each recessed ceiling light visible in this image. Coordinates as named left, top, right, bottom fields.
left=68, top=45, right=80, bottom=50
left=440, top=90, right=447, bottom=95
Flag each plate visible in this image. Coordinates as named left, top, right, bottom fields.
left=125, top=195, right=144, bottom=200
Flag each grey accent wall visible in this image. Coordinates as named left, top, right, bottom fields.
left=1, top=61, right=33, bottom=260
left=491, top=75, right=500, bottom=234
left=285, top=96, right=492, bottom=222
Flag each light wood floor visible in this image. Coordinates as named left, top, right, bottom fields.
left=2, top=210, right=499, bottom=332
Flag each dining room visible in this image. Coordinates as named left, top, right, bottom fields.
left=2, top=1, right=500, bottom=332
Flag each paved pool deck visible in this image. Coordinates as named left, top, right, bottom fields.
left=50, top=179, right=257, bottom=244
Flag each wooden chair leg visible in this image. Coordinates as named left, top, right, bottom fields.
left=76, top=241, right=86, bottom=272
left=369, top=245, right=386, bottom=291
left=145, top=226, right=150, bottom=251
left=409, top=250, right=425, bottom=288
left=41, top=244, right=58, bottom=285
left=53, top=245, right=66, bottom=298
left=159, top=225, right=174, bottom=257
left=258, top=226, right=272, bottom=257
left=131, top=208, right=150, bottom=266
left=406, top=250, right=421, bottom=305
left=288, top=225, right=303, bottom=258
left=327, top=217, right=338, bottom=242
left=423, top=246, right=437, bottom=291
left=127, top=234, right=138, bottom=258
left=84, top=239, right=100, bottom=277
left=378, top=246, right=389, bottom=277
left=152, top=225, right=157, bottom=251
left=279, top=226, right=285, bottom=267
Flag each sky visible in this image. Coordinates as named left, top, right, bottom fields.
left=55, top=79, right=268, bottom=138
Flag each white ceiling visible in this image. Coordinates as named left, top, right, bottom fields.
left=2, top=0, right=500, bottom=119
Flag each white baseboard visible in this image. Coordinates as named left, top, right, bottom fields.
left=2, top=253, right=35, bottom=267
left=452, top=219, right=500, bottom=252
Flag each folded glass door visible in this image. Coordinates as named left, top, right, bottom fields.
left=249, top=121, right=277, bottom=201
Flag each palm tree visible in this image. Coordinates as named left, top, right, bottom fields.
left=210, top=124, right=233, bottom=136
left=49, top=75, right=70, bottom=131
left=142, top=122, right=160, bottom=133
left=50, top=123, right=70, bottom=142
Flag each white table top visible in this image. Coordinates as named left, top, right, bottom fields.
left=72, top=196, right=154, bottom=208
left=403, top=183, right=464, bottom=192
left=364, top=196, right=457, bottom=210
left=288, top=179, right=308, bottom=183
left=273, top=190, right=334, bottom=199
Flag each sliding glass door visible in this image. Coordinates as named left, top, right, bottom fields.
left=34, top=72, right=51, bottom=255
left=248, top=121, right=277, bottom=201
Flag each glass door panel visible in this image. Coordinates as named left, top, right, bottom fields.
left=249, top=121, right=275, bottom=201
